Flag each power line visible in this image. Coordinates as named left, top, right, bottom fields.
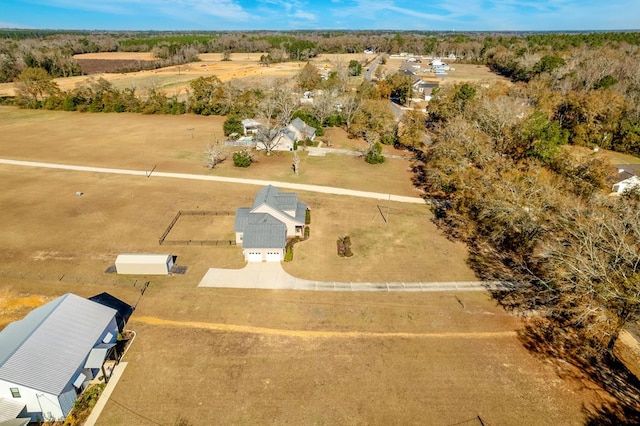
left=109, top=398, right=162, bottom=425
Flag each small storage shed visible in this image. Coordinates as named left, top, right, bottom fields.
left=115, top=254, right=173, bottom=275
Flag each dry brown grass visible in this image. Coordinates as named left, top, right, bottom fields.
left=0, top=98, right=602, bottom=425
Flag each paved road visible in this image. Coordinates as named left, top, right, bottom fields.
left=0, top=158, right=425, bottom=204
left=198, top=263, right=508, bottom=292
left=0, top=158, right=424, bottom=204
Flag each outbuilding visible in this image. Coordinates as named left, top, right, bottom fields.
left=115, top=254, right=173, bottom=275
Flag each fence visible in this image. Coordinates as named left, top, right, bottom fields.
left=158, top=210, right=236, bottom=246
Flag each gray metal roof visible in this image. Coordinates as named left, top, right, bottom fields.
left=242, top=214, right=287, bottom=248
left=234, top=207, right=251, bottom=232
left=0, top=398, right=26, bottom=423
left=295, top=201, right=308, bottom=223
left=0, top=293, right=117, bottom=395
left=289, top=117, right=316, bottom=140
left=252, top=185, right=298, bottom=212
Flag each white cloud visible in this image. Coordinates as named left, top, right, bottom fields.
left=29, top=0, right=252, bottom=21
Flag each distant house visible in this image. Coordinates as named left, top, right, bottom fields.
left=235, top=185, right=308, bottom=262
left=612, top=175, right=640, bottom=195
left=241, top=118, right=262, bottom=135
left=0, top=293, right=125, bottom=423
left=266, top=118, right=316, bottom=152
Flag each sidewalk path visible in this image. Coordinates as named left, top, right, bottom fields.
left=198, top=263, right=509, bottom=292
left=0, top=158, right=424, bottom=204
left=84, top=362, right=128, bottom=426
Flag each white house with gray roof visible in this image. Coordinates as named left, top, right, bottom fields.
left=0, top=293, right=119, bottom=423
left=235, top=185, right=308, bottom=262
left=264, top=117, right=316, bottom=152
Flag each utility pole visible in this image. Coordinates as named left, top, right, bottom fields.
left=134, top=281, right=150, bottom=310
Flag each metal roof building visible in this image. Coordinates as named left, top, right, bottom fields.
left=0, top=293, right=119, bottom=422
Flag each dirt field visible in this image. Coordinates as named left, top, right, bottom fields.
left=0, top=282, right=599, bottom=426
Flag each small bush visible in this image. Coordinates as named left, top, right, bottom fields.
left=305, top=209, right=311, bottom=224
left=233, top=150, right=253, bottom=167
left=336, top=236, right=353, bottom=257
left=284, top=244, right=293, bottom=262
left=304, top=226, right=310, bottom=240
left=365, top=142, right=385, bottom=164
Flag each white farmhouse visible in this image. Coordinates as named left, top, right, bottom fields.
left=0, top=294, right=121, bottom=423
left=235, top=185, right=308, bottom=262
left=263, top=118, right=316, bottom=152
left=612, top=175, right=640, bottom=195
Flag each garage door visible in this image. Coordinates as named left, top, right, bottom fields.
left=265, top=251, right=282, bottom=262
left=247, top=251, right=263, bottom=262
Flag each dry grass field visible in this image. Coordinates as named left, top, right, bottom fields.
left=0, top=81, right=612, bottom=423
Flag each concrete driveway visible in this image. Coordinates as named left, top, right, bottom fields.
left=197, top=263, right=507, bottom=292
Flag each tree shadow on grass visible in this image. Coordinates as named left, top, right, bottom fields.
left=516, top=318, right=640, bottom=425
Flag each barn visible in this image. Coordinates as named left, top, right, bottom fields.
left=115, top=254, right=173, bottom=275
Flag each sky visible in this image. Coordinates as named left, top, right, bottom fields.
left=2, top=0, right=639, bottom=32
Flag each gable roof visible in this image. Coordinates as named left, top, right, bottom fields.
left=0, top=294, right=117, bottom=395
left=288, top=118, right=316, bottom=140
left=252, top=185, right=298, bottom=212
left=242, top=214, right=287, bottom=248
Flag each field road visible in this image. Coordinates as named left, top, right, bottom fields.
left=0, top=158, right=425, bottom=204
left=132, top=316, right=518, bottom=340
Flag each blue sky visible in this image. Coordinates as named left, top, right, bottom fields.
left=2, top=0, right=639, bottom=31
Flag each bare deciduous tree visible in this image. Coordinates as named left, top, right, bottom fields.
left=292, top=152, right=300, bottom=175
left=204, top=141, right=227, bottom=169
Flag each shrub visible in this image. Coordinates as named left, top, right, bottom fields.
left=223, top=116, right=244, bottom=137
left=284, top=244, right=293, bottom=262
left=365, top=142, right=385, bottom=164
left=305, top=208, right=311, bottom=224
left=336, top=236, right=353, bottom=257
left=304, top=226, right=310, bottom=240
left=233, top=150, right=253, bottom=167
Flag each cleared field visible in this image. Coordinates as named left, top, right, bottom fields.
left=0, top=284, right=597, bottom=426
left=0, top=107, right=418, bottom=197
left=0, top=101, right=607, bottom=424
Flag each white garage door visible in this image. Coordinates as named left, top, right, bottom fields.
left=265, top=251, right=282, bottom=262
left=247, top=251, right=263, bottom=262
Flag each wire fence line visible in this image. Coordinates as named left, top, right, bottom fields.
left=158, top=210, right=235, bottom=245
left=0, top=269, right=132, bottom=287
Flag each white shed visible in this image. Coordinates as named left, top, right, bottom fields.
left=115, top=254, right=173, bottom=275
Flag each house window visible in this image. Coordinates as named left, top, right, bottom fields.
left=10, top=387, right=20, bottom=398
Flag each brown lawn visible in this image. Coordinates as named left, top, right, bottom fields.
left=0, top=282, right=598, bottom=426
left=0, top=98, right=609, bottom=425
left=0, top=107, right=419, bottom=197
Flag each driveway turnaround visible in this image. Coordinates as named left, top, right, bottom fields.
left=198, top=263, right=508, bottom=292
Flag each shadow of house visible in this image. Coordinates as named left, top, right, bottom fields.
left=89, top=293, right=134, bottom=333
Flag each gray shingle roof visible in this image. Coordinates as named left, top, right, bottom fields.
left=252, top=185, right=297, bottom=212
left=0, top=294, right=117, bottom=395
left=242, top=214, right=286, bottom=248
left=234, top=207, right=251, bottom=232
left=289, top=117, right=315, bottom=140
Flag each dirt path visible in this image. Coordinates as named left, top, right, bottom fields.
left=132, top=316, right=517, bottom=340
left=0, top=158, right=424, bottom=203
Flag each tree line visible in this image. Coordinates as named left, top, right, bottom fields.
left=416, top=76, right=640, bottom=421
left=3, top=30, right=640, bottom=83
